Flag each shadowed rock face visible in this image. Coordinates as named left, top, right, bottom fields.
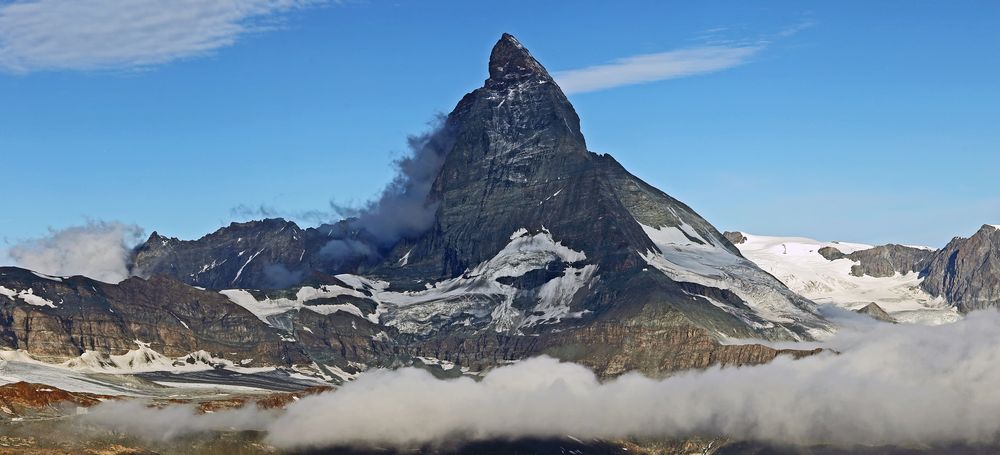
left=921, top=225, right=1000, bottom=312
left=131, top=219, right=345, bottom=290
left=3, top=34, right=826, bottom=378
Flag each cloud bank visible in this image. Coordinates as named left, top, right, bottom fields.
left=0, top=0, right=320, bottom=73
left=4, top=221, right=144, bottom=283
left=269, top=311, right=1000, bottom=448
left=83, top=311, right=1000, bottom=449
left=85, top=400, right=277, bottom=440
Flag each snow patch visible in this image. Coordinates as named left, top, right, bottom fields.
left=221, top=284, right=381, bottom=327
left=638, top=223, right=828, bottom=339
left=397, top=249, right=413, bottom=266
left=232, top=248, right=264, bottom=284
left=377, top=229, right=596, bottom=335
left=0, top=286, right=57, bottom=308
left=30, top=271, right=63, bottom=282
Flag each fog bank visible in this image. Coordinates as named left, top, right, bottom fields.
left=86, top=311, right=1000, bottom=449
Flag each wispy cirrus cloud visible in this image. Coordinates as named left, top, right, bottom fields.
left=555, top=45, right=762, bottom=94
left=554, top=22, right=814, bottom=94
left=0, top=0, right=321, bottom=73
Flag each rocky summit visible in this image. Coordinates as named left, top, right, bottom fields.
left=0, top=34, right=830, bottom=380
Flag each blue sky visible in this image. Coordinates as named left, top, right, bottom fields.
left=1, top=0, right=997, bottom=248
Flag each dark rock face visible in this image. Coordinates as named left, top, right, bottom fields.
left=921, top=225, right=1000, bottom=312
left=132, top=219, right=347, bottom=290
left=377, top=33, right=611, bottom=281
left=855, top=303, right=896, bottom=323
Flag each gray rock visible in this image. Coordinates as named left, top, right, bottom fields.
left=845, top=244, right=932, bottom=278
left=817, top=246, right=847, bottom=261
left=920, top=225, right=1000, bottom=312
left=854, top=302, right=897, bottom=323
left=816, top=244, right=931, bottom=278
left=723, top=231, right=747, bottom=245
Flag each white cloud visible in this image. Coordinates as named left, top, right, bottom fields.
left=4, top=221, right=144, bottom=283
left=554, top=45, right=762, bottom=94
left=0, top=0, right=319, bottom=73
left=554, top=21, right=815, bottom=94
left=263, top=312, right=1000, bottom=448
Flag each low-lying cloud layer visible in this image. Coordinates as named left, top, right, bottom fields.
left=82, top=310, right=1000, bottom=449
left=3, top=221, right=143, bottom=283
left=85, top=400, right=277, bottom=441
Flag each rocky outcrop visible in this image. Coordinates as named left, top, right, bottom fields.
left=816, top=244, right=931, bottom=278
left=854, top=302, right=896, bottom=323
left=845, top=244, right=932, bottom=278
left=722, top=231, right=747, bottom=245
left=921, top=225, right=1000, bottom=312
left=817, top=246, right=847, bottom=261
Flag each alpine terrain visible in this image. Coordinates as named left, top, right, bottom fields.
left=0, top=34, right=831, bottom=388
left=2, top=31, right=1000, bottom=455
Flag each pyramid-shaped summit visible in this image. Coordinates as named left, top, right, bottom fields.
left=115, top=34, right=831, bottom=378
left=370, top=34, right=830, bottom=357
left=488, top=33, right=553, bottom=84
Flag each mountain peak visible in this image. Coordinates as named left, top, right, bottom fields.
left=488, top=33, right=551, bottom=84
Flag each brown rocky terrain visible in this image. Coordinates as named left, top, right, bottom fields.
left=0, top=382, right=109, bottom=420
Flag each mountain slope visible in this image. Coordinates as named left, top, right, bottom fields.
left=361, top=34, right=828, bottom=343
